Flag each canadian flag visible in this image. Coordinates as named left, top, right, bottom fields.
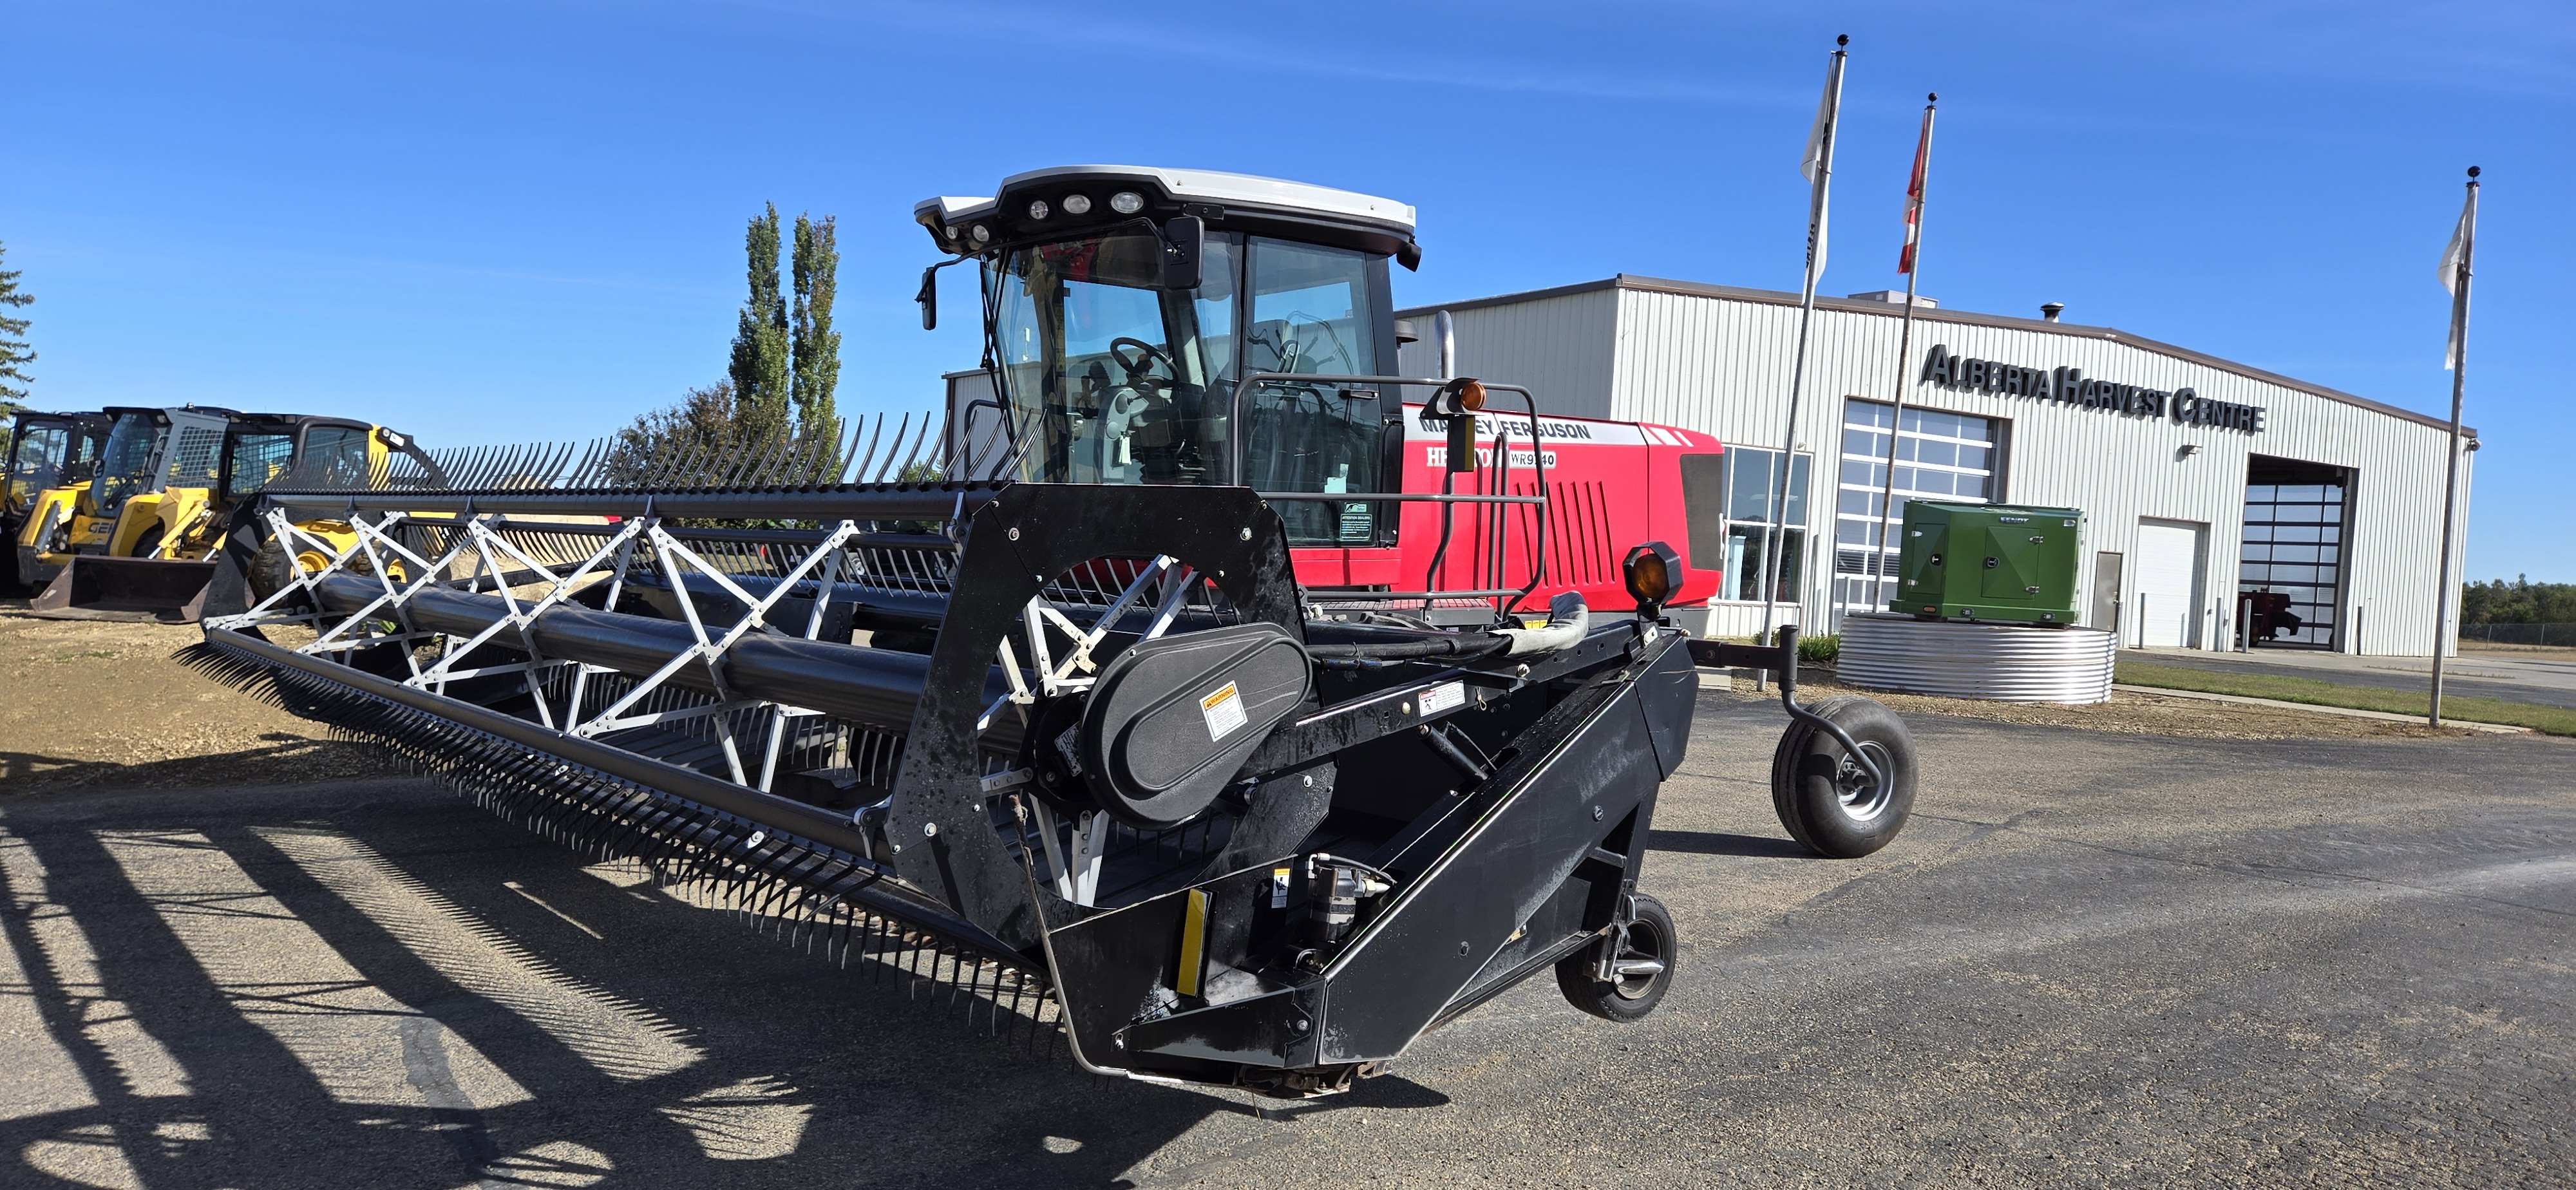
left=1897, top=104, right=1933, bottom=274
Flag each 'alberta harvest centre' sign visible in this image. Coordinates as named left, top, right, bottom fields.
left=1918, top=345, right=2265, bottom=433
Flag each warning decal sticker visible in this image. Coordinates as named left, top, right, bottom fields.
left=1417, top=681, right=1466, bottom=717
left=1200, top=681, right=1249, bottom=741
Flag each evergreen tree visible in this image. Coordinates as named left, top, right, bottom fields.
left=0, top=240, right=33, bottom=417
left=726, top=205, right=792, bottom=449
left=791, top=212, right=843, bottom=459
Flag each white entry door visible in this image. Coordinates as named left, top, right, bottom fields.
left=2134, top=520, right=2204, bottom=648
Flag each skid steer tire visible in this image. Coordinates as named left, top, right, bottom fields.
left=1555, top=893, right=1676, bottom=1023
left=1771, top=695, right=1917, bottom=858
left=245, top=533, right=368, bottom=607
left=247, top=533, right=299, bottom=605
left=128, top=525, right=166, bottom=559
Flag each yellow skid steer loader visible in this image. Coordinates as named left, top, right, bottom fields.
left=30, top=408, right=435, bottom=621
left=3, top=408, right=112, bottom=592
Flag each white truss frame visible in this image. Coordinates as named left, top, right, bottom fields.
left=209, top=513, right=1222, bottom=878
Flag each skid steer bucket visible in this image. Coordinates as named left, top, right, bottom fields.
left=184, top=405, right=1720, bottom=1096
left=32, top=554, right=220, bottom=622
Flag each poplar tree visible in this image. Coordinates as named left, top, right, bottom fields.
left=611, top=205, right=845, bottom=487
left=790, top=212, right=843, bottom=458
left=727, top=205, right=792, bottom=449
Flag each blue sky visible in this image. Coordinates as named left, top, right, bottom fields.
left=6, top=1, right=2570, bottom=579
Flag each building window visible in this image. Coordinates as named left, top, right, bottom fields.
left=1716, top=446, right=1810, bottom=603
left=1834, top=400, right=2005, bottom=614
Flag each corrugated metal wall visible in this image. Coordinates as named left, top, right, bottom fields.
left=1395, top=288, right=1620, bottom=416
left=1421, top=281, right=2473, bottom=656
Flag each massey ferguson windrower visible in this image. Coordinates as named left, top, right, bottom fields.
left=190, top=165, right=1916, bottom=1097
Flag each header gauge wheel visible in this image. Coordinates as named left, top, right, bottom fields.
left=1555, top=893, right=1676, bottom=1023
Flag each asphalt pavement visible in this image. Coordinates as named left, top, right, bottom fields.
left=2126, top=645, right=2576, bottom=711
left=3, top=691, right=2571, bottom=1188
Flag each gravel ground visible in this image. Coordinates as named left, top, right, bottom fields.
left=1, top=684, right=2568, bottom=1188
left=0, top=601, right=400, bottom=792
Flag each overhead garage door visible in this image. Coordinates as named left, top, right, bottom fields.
left=2134, top=520, right=2204, bottom=648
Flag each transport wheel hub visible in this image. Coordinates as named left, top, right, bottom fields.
left=1834, top=741, right=1895, bottom=822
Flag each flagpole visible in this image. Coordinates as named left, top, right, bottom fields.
left=1757, top=33, right=1846, bottom=690
left=2429, top=165, right=2478, bottom=728
left=1869, top=95, right=1937, bottom=632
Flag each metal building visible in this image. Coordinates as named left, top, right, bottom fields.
left=1392, top=276, right=2476, bottom=656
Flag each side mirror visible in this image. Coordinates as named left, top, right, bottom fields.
left=916, top=265, right=939, bottom=330
left=1160, top=216, right=1204, bottom=290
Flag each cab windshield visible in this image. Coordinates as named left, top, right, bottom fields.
left=92, top=414, right=164, bottom=518
left=987, top=231, right=1390, bottom=543
left=6, top=422, right=77, bottom=515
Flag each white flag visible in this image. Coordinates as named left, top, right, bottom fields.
left=1799, top=61, right=1837, bottom=184
left=2438, top=184, right=2477, bottom=370
left=1798, top=52, right=1846, bottom=278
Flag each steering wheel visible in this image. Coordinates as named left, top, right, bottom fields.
left=1108, top=337, right=1175, bottom=382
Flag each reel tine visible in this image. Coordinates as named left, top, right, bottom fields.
left=867, top=414, right=904, bottom=484
left=900, top=417, right=932, bottom=481
left=674, top=438, right=712, bottom=488
left=752, top=431, right=791, bottom=487
left=715, top=437, right=755, bottom=488
left=833, top=417, right=866, bottom=484
left=783, top=433, right=824, bottom=487
left=853, top=413, right=886, bottom=484
left=475, top=444, right=510, bottom=488
left=873, top=414, right=915, bottom=483
left=734, top=433, right=776, bottom=488
left=932, top=402, right=959, bottom=475
left=568, top=437, right=605, bottom=487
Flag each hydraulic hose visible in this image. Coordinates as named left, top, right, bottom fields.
left=1305, top=592, right=1587, bottom=662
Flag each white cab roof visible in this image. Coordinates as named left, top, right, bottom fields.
left=917, top=165, right=1416, bottom=232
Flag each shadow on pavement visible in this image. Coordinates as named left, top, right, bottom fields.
left=1, top=738, right=400, bottom=795
left=0, top=779, right=1263, bottom=1188
left=1648, top=828, right=1810, bottom=859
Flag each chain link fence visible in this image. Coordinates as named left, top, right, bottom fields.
left=2463, top=622, right=2576, bottom=647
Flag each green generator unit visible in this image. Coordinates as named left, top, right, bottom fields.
left=1888, top=502, right=2085, bottom=625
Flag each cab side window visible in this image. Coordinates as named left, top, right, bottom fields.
left=225, top=433, right=297, bottom=496
left=1241, top=238, right=1387, bottom=546
left=302, top=427, right=372, bottom=487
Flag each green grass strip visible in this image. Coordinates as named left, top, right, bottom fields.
left=2114, top=661, right=2576, bottom=737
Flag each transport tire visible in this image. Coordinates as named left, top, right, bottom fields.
left=1555, top=892, right=1676, bottom=1023
left=1771, top=695, right=1917, bottom=858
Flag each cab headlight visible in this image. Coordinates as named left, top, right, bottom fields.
left=1063, top=193, right=1092, bottom=215
left=1110, top=191, right=1144, bottom=214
